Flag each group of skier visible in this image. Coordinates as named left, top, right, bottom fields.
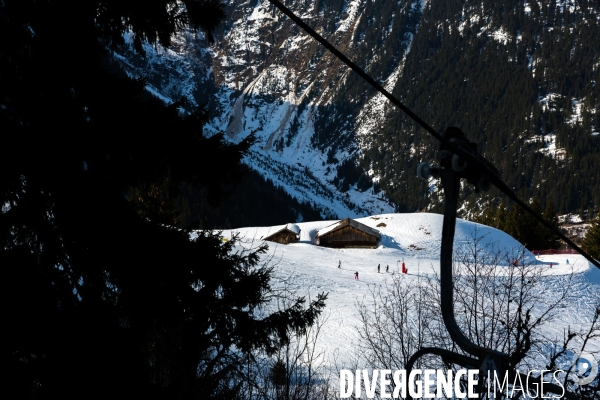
left=376, top=264, right=390, bottom=273
left=339, top=260, right=405, bottom=280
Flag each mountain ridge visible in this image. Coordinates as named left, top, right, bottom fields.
left=113, top=0, right=600, bottom=222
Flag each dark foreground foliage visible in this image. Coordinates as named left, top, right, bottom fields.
left=0, top=1, right=326, bottom=398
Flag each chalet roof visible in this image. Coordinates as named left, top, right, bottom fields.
left=263, top=223, right=301, bottom=240
left=316, top=218, right=381, bottom=239
left=285, top=223, right=301, bottom=235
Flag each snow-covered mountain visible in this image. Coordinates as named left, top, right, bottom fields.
left=114, top=0, right=600, bottom=220
left=114, top=0, right=424, bottom=218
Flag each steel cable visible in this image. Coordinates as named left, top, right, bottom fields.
left=266, top=0, right=599, bottom=269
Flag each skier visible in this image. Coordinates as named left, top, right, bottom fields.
left=550, top=262, right=553, bottom=268
left=338, top=260, right=341, bottom=269
left=354, top=271, right=359, bottom=280
left=377, top=264, right=380, bottom=273
left=386, top=265, right=389, bottom=273
left=566, top=259, right=569, bottom=264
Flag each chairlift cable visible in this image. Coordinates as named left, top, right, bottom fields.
left=266, top=0, right=599, bottom=270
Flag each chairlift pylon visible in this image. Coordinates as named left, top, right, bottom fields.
left=409, top=127, right=573, bottom=399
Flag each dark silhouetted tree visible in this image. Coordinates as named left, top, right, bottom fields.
left=0, top=1, right=326, bottom=399
left=584, top=213, right=600, bottom=259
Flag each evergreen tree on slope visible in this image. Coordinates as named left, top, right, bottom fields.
left=0, top=1, right=326, bottom=398
left=584, top=213, right=600, bottom=260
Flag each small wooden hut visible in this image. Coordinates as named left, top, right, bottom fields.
left=316, top=218, right=380, bottom=248
left=263, top=223, right=301, bottom=245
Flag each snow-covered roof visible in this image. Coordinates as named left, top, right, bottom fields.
left=285, top=223, right=301, bottom=235
left=316, top=218, right=381, bottom=239
left=263, top=223, right=301, bottom=240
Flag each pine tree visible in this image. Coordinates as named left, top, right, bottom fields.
left=541, top=201, right=561, bottom=249
left=521, top=197, right=543, bottom=250
left=583, top=213, right=600, bottom=260
left=498, top=201, right=545, bottom=250
left=1, top=1, right=326, bottom=398
left=504, top=206, right=522, bottom=243
left=496, top=202, right=509, bottom=231
left=475, top=205, right=495, bottom=226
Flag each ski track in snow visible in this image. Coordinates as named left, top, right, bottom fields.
left=216, top=213, right=600, bottom=377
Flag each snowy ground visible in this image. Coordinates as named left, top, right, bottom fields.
left=220, top=212, right=600, bottom=378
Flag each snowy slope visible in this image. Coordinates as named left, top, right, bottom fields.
left=220, top=213, right=599, bottom=374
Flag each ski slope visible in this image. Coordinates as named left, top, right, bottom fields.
left=221, top=212, right=600, bottom=375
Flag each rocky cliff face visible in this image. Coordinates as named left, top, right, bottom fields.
left=115, top=0, right=600, bottom=220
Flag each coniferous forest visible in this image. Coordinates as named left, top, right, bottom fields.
left=0, top=1, right=326, bottom=398
left=357, top=0, right=600, bottom=217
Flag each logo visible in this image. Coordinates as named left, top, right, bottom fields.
left=570, top=351, right=599, bottom=386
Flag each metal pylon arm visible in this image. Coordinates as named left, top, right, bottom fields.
left=406, top=127, right=573, bottom=399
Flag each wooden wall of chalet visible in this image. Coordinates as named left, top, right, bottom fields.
left=265, top=232, right=298, bottom=245
left=319, top=226, right=378, bottom=248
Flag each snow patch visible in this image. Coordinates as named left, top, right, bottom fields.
left=566, top=98, right=584, bottom=126
left=539, top=93, right=562, bottom=113
left=489, top=27, right=512, bottom=45
left=337, top=0, right=363, bottom=33
left=248, top=0, right=271, bottom=21
left=458, top=13, right=480, bottom=34
left=526, top=133, right=566, bottom=160
left=559, top=214, right=583, bottom=224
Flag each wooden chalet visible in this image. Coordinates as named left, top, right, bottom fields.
left=316, top=218, right=381, bottom=248
left=263, top=223, right=301, bottom=245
